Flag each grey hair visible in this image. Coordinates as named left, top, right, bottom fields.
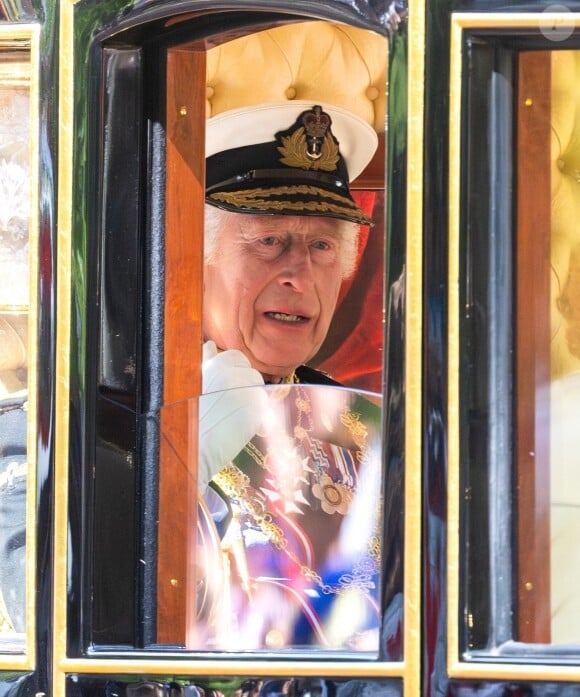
left=203, top=204, right=360, bottom=279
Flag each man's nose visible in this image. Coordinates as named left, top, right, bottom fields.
left=278, top=241, right=314, bottom=290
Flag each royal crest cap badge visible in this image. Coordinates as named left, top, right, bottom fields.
left=277, top=105, right=339, bottom=172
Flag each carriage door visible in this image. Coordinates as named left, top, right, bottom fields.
left=56, top=3, right=418, bottom=697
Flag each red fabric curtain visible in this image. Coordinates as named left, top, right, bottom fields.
left=312, top=191, right=384, bottom=393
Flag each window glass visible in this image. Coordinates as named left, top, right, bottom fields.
left=459, top=39, right=580, bottom=655
left=154, top=21, right=395, bottom=656
left=0, top=33, right=35, bottom=651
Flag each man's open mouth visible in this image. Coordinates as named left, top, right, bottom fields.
left=266, top=311, right=307, bottom=323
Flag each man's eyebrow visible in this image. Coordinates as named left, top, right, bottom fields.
left=238, top=221, right=283, bottom=237
left=238, top=227, right=270, bottom=239
left=237, top=219, right=345, bottom=241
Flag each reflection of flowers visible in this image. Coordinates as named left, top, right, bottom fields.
left=0, top=159, right=29, bottom=221
left=0, top=158, right=29, bottom=306
left=312, top=473, right=352, bottom=515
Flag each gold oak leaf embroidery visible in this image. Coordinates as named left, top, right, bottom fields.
left=277, top=127, right=339, bottom=172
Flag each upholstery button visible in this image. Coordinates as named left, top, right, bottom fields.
left=206, top=86, right=215, bottom=99
left=285, top=87, right=297, bottom=99
left=366, top=86, right=380, bottom=101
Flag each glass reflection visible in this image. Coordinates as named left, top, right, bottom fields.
left=0, top=76, right=30, bottom=645
left=162, top=385, right=383, bottom=654
left=110, top=677, right=403, bottom=697
left=0, top=86, right=29, bottom=307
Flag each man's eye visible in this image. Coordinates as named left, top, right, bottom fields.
left=312, top=239, right=331, bottom=250
left=260, top=236, right=279, bottom=246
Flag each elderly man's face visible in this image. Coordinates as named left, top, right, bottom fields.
left=203, top=213, right=352, bottom=381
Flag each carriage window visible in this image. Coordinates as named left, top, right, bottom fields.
left=89, top=10, right=406, bottom=656
left=0, top=26, right=38, bottom=655
left=154, top=22, right=396, bottom=656
left=453, top=23, right=580, bottom=661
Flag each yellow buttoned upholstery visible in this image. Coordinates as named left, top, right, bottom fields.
left=205, top=22, right=388, bottom=133
left=551, top=51, right=580, bottom=379
left=549, top=51, right=580, bottom=644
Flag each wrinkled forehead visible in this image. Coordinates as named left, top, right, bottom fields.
left=236, top=213, right=350, bottom=237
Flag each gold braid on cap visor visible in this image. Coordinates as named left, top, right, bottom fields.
left=208, top=184, right=372, bottom=226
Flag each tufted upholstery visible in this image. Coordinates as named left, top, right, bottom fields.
left=549, top=51, right=580, bottom=644
left=551, top=51, right=580, bottom=378
left=205, top=21, right=388, bottom=133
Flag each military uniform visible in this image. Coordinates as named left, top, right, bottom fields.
left=196, top=369, right=382, bottom=652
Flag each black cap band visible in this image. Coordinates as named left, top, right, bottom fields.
left=205, top=104, right=374, bottom=226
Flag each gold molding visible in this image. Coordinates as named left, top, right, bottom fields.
left=451, top=10, right=579, bottom=30
left=447, top=9, right=463, bottom=682
left=403, top=0, right=424, bottom=695
left=0, top=20, right=39, bottom=672
left=58, top=657, right=405, bottom=678
left=54, top=3, right=75, bottom=697
left=0, top=64, right=30, bottom=83
left=448, top=11, right=580, bottom=683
